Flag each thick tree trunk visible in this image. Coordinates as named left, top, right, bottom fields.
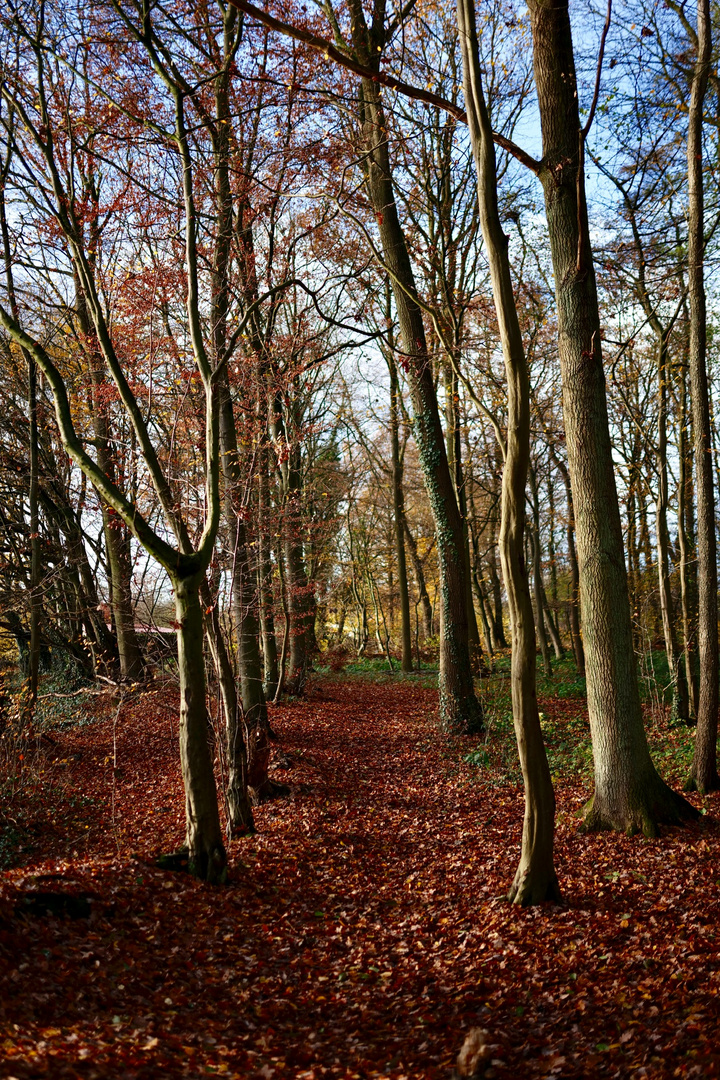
left=528, top=0, right=695, bottom=833
left=457, top=0, right=559, bottom=902
left=685, top=0, right=718, bottom=792
left=353, top=61, right=482, bottom=733
left=173, top=575, right=227, bottom=884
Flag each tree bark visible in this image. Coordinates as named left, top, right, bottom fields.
left=678, top=380, right=699, bottom=718
left=173, top=575, right=227, bottom=884
left=403, top=517, right=434, bottom=640
left=685, top=0, right=718, bottom=792
left=458, top=0, right=559, bottom=902
left=348, top=18, right=482, bottom=732
left=527, top=0, right=695, bottom=833
left=387, top=346, right=413, bottom=672
left=257, top=442, right=280, bottom=697
left=529, top=466, right=552, bottom=677
left=656, top=332, right=689, bottom=723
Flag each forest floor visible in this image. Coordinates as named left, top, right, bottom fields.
left=1, top=668, right=720, bottom=1078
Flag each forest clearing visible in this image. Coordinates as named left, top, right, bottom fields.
left=2, top=670, right=720, bottom=1079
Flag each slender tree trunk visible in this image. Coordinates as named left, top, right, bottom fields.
left=403, top=516, right=434, bottom=640
left=685, top=0, right=718, bottom=792
left=458, top=0, right=559, bottom=903
left=257, top=442, right=279, bottom=697
left=387, top=347, right=413, bottom=672
left=201, top=585, right=254, bottom=836
left=678, top=381, right=699, bottom=717
left=528, top=0, right=695, bottom=833
left=656, top=332, right=689, bottom=723
left=1, top=191, right=41, bottom=708
left=488, top=464, right=508, bottom=647
left=529, top=467, right=552, bottom=676
left=554, top=455, right=584, bottom=675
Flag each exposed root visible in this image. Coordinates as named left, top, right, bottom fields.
left=507, top=867, right=562, bottom=907
left=582, top=780, right=698, bottom=838
left=249, top=778, right=291, bottom=805
left=684, top=770, right=720, bottom=796
left=160, top=843, right=227, bottom=884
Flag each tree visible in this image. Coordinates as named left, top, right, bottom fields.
left=457, top=0, right=559, bottom=903
left=684, top=0, right=719, bottom=793
left=526, top=0, right=696, bottom=834
left=0, top=0, right=237, bottom=879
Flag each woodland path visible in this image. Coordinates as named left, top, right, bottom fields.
left=1, top=677, right=720, bottom=1078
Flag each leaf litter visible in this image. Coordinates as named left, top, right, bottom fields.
left=1, top=678, right=720, bottom=1078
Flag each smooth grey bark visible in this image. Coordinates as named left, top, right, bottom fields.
left=685, top=0, right=718, bottom=792
left=527, top=0, right=695, bottom=833
left=458, top=0, right=559, bottom=903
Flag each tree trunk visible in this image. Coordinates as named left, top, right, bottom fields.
left=678, top=381, right=699, bottom=718
left=685, top=0, right=718, bottom=792
left=403, top=517, right=434, bottom=640
left=388, top=347, right=413, bottom=672
left=554, top=455, right=584, bottom=675
left=458, top=0, right=559, bottom=902
left=1, top=190, right=41, bottom=709
left=173, top=574, right=227, bottom=884
left=529, top=466, right=552, bottom=676
left=655, top=332, right=689, bottom=723
left=257, top=443, right=280, bottom=697
left=201, top=584, right=255, bottom=837
left=353, top=59, right=482, bottom=733
left=528, top=0, right=695, bottom=833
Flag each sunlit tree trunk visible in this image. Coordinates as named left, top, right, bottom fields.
left=527, top=0, right=695, bottom=833
left=458, top=0, right=559, bottom=903
left=685, top=0, right=718, bottom=792
left=347, top=14, right=482, bottom=732
left=387, top=346, right=413, bottom=672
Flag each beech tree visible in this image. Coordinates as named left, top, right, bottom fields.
left=526, top=0, right=696, bottom=834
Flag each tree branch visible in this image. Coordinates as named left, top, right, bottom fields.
left=228, top=0, right=541, bottom=174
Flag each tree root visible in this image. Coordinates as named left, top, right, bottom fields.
left=507, top=867, right=562, bottom=907
left=582, top=780, right=698, bottom=838
left=249, top=778, right=291, bottom=805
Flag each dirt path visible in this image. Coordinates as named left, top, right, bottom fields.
left=2, top=678, right=720, bottom=1078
